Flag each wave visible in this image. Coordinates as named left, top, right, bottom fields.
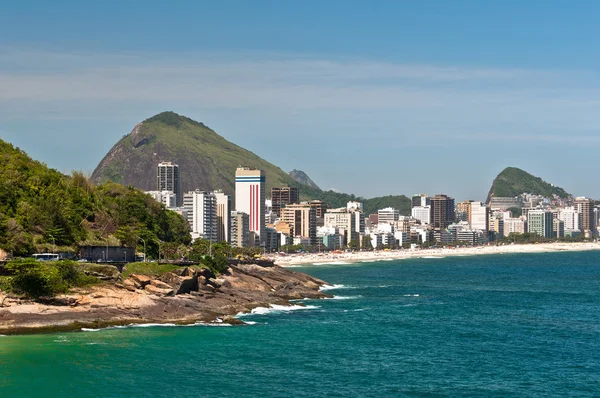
left=312, top=261, right=352, bottom=265
left=237, top=304, right=320, bottom=317
left=320, top=284, right=354, bottom=291
left=325, top=295, right=361, bottom=300
left=403, top=294, right=420, bottom=297
left=80, top=321, right=231, bottom=332
left=421, top=256, right=446, bottom=259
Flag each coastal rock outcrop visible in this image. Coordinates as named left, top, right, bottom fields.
left=0, top=264, right=331, bottom=334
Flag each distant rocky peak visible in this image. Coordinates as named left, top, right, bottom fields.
left=289, top=169, right=321, bottom=190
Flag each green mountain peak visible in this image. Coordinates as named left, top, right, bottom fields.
left=487, top=167, right=571, bottom=203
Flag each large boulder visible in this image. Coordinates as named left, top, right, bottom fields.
left=159, top=272, right=198, bottom=295
left=129, top=274, right=152, bottom=288
left=145, top=284, right=174, bottom=297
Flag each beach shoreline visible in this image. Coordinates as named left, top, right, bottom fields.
left=269, top=242, right=600, bottom=267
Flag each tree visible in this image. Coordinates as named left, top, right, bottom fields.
left=362, top=236, right=372, bottom=250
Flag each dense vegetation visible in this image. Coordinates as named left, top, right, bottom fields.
left=487, top=167, right=571, bottom=202
left=91, top=111, right=412, bottom=215
left=0, top=139, right=190, bottom=257
left=0, top=260, right=98, bottom=298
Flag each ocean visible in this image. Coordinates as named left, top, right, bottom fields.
left=2, top=251, right=600, bottom=397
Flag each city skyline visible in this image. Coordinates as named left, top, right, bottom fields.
left=2, top=1, right=600, bottom=199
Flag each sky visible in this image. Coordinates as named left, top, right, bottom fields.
left=1, top=0, right=600, bottom=201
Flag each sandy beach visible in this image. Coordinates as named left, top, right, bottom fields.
left=269, top=242, right=600, bottom=267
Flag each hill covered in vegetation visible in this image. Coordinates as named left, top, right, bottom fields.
left=91, top=111, right=411, bottom=214
left=487, top=167, right=571, bottom=203
left=0, top=139, right=190, bottom=257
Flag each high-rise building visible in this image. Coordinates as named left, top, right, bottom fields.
left=324, top=207, right=363, bottom=246
left=553, top=219, right=565, bottom=238
left=308, top=200, right=328, bottom=220
left=412, top=194, right=430, bottom=208
left=157, top=162, right=181, bottom=206
left=230, top=211, right=250, bottom=248
left=575, top=197, right=594, bottom=236
left=411, top=206, right=431, bottom=225
left=235, top=167, right=266, bottom=246
left=378, top=207, right=400, bottom=224
left=280, top=203, right=317, bottom=246
left=183, top=190, right=217, bottom=242
left=527, top=210, right=554, bottom=238
left=271, top=186, right=299, bottom=216
left=214, top=191, right=231, bottom=244
left=430, top=194, right=455, bottom=229
left=469, top=201, right=489, bottom=231
left=558, top=207, right=580, bottom=232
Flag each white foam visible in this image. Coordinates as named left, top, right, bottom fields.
left=237, top=304, right=320, bottom=317
left=243, top=321, right=258, bottom=325
left=403, top=294, right=420, bottom=297
left=313, top=261, right=351, bottom=265
left=319, top=284, right=351, bottom=291
left=80, top=322, right=228, bottom=332
left=421, top=256, right=446, bottom=259
left=325, top=295, right=361, bottom=300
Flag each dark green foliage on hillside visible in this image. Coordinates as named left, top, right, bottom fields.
left=487, top=167, right=570, bottom=203
left=293, top=182, right=411, bottom=215
left=0, top=139, right=190, bottom=256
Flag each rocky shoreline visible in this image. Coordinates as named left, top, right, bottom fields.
left=0, top=263, right=330, bottom=335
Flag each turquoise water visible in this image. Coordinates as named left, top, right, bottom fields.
left=2, top=251, right=600, bottom=397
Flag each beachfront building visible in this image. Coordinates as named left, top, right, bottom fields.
left=230, top=211, right=250, bottom=248
left=504, top=217, right=527, bottom=235
left=280, top=203, right=317, bottom=247
left=527, top=210, right=554, bottom=238
left=553, top=219, right=565, bottom=239
left=235, top=167, right=266, bottom=246
left=183, top=190, right=217, bottom=242
left=157, top=161, right=181, bottom=207
left=574, top=197, right=595, bottom=237
left=431, top=194, right=455, bottom=229
left=489, top=214, right=505, bottom=239
left=468, top=201, right=489, bottom=231
left=558, top=207, right=580, bottom=234
left=324, top=207, right=364, bottom=247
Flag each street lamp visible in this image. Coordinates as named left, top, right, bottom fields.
left=137, top=236, right=146, bottom=262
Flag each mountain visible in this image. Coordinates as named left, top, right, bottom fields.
left=289, top=169, right=320, bottom=190
left=91, top=111, right=300, bottom=198
left=0, top=139, right=190, bottom=256
left=487, top=167, right=571, bottom=203
left=91, top=111, right=411, bottom=215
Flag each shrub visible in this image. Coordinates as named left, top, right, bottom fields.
left=2, top=259, right=98, bottom=299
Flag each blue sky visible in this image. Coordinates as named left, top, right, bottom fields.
left=1, top=1, right=600, bottom=201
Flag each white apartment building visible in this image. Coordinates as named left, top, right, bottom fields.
left=183, top=191, right=217, bottom=242
left=469, top=201, right=489, bottom=231
left=146, top=190, right=177, bottom=209
left=558, top=207, right=581, bottom=232
left=411, top=206, right=431, bottom=225
left=378, top=207, right=400, bottom=224
left=324, top=207, right=365, bottom=246
left=504, top=217, right=527, bottom=235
